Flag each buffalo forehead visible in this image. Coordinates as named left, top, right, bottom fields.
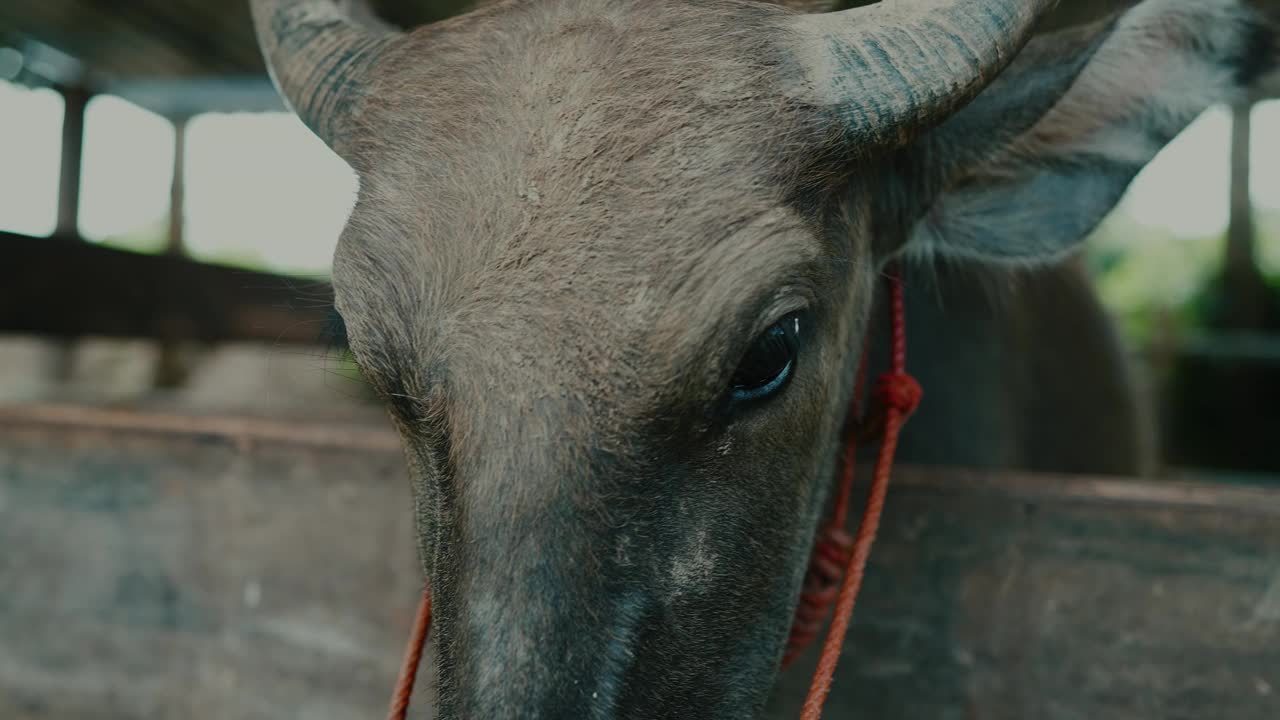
left=335, top=4, right=827, bottom=388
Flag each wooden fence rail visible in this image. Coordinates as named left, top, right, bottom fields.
left=2, top=405, right=1278, bottom=719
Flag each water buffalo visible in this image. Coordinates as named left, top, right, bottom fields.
left=250, top=0, right=1276, bottom=716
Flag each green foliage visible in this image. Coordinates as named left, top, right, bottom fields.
left=1086, top=207, right=1280, bottom=344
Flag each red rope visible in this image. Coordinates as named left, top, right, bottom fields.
left=386, top=589, right=432, bottom=720
left=384, top=267, right=919, bottom=720
left=785, top=266, right=922, bottom=719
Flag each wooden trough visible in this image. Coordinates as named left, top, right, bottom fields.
left=2, top=405, right=1278, bottom=719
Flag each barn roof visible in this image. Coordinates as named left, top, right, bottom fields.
left=0, top=0, right=1273, bottom=116
left=0, top=1, right=473, bottom=83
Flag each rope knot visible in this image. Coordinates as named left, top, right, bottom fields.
left=872, top=371, right=922, bottom=416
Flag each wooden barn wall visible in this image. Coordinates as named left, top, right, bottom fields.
left=1, top=407, right=1278, bottom=719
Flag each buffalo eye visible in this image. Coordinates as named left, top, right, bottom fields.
left=730, top=312, right=804, bottom=403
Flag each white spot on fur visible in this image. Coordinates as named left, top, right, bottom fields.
left=670, top=528, right=715, bottom=594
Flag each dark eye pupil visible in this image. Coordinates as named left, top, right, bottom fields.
left=731, top=313, right=802, bottom=401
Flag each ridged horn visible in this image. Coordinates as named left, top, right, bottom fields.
left=789, top=0, right=1061, bottom=147
left=250, top=0, right=401, bottom=150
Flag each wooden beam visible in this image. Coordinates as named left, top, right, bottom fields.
left=0, top=231, right=334, bottom=344
left=103, top=76, right=287, bottom=117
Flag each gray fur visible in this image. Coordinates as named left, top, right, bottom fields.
left=248, top=0, right=1277, bottom=717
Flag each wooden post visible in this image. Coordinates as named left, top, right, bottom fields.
left=55, top=85, right=88, bottom=237
left=1222, top=96, right=1266, bottom=330
left=50, top=84, right=90, bottom=384
left=166, top=116, right=187, bottom=255
left=155, top=117, right=192, bottom=389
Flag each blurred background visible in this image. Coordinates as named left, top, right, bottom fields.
left=0, top=1, right=479, bottom=428
left=1, top=2, right=1279, bottom=719
left=1, top=1, right=1278, bottom=471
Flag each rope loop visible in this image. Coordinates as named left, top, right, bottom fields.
left=782, top=527, right=853, bottom=668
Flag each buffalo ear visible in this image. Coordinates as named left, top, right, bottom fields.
left=904, top=0, right=1278, bottom=264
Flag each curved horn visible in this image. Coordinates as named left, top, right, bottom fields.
left=789, top=0, right=1061, bottom=148
left=250, top=0, right=400, bottom=149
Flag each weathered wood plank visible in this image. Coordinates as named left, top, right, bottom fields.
left=0, top=410, right=426, bottom=720
left=1, top=406, right=1278, bottom=719
left=772, top=474, right=1280, bottom=719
